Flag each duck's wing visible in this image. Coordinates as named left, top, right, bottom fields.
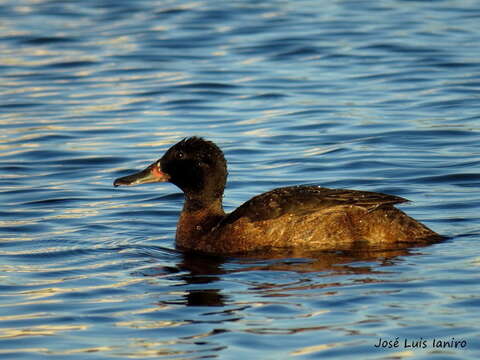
left=222, top=185, right=408, bottom=224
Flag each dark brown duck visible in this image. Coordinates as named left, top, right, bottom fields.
left=114, top=137, right=442, bottom=254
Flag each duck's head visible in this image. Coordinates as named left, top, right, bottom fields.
left=114, top=137, right=227, bottom=208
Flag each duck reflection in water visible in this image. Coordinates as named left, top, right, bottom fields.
left=155, top=245, right=433, bottom=307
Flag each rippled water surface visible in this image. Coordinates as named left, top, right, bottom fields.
left=1, top=0, right=480, bottom=359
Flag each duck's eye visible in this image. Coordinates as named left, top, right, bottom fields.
left=177, top=151, right=184, bottom=159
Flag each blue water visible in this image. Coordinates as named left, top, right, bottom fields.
left=1, top=0, right=480, bottom=359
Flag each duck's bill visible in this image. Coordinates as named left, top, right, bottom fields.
left=114, top=163, right=169, bottom=187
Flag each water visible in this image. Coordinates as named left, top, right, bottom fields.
left=1, top=0, right=480, bottom=358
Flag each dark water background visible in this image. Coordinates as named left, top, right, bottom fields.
left=1, top=0, right=480, bottom=359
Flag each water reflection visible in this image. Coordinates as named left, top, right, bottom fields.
left=167, top=253, right=228, bottom=307
left=158, top=246, right=431, bottom=308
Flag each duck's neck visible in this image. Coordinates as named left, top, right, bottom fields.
left=176, top=196, right=225, bottom=250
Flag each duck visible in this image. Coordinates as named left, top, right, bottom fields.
left=114, top=137, right=442, bottom=254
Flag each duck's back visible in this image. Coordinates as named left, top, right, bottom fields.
left=199, top=186, right=441, bottom=254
